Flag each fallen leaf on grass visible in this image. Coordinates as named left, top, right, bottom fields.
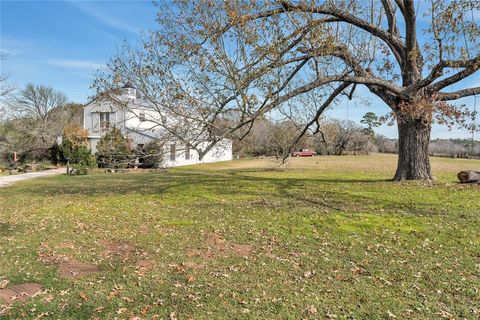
left=387, top=310, right=397, bottom=318
left=79, top=292, right=89, bottom=301
left=140, top=306, right=150, bottom=315
left=305, top=305, right=317, bottom=314
left=116, top=308, right=128, bottom=315
left=59, top=289, right=70, bottom=296
left=436, top=309, right=454, bottom=318
left=303, top=271, right=315, bottom=278
left=0, top=280, right=9, bottom=289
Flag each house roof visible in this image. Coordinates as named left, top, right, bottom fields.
left=121, top=82, right=136, bottom=89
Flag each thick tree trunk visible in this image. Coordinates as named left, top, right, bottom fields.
left=393, top=116, right=433, bottom=181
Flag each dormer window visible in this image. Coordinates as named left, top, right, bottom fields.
left=121, top=88, right=136, bottom=97
left=139, top=112, right=146, bottom=122
left=121, top=82, right=136, bottom=98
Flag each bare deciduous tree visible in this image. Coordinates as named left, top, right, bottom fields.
left=0, top=53, right=15, bottom=100
left=9, top=83, right=68, bottom=149
left=313, top=119, right=372, bottom=155
left=95, top=0, right=479, bottom=180
left=0, top=53, right=15, bottom=122
left=234, top=118, right=309, bottom=158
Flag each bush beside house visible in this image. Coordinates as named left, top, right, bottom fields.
left=95, top=127, right=133, bottom=170
left=50, top=124, right=96, bottom=174
left=135, top=140, right=165, bottom=169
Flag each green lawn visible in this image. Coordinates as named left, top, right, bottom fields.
left=0, top=154, right=479, bottom=319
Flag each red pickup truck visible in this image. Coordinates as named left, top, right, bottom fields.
left=291, top=149, right=317, bottom=157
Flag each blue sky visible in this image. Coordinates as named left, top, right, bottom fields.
left=1, top=0, right=478, bottom=139
left=1, top=0, right=157, bottom=101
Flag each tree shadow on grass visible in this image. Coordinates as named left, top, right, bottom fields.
left=0, top=222, right=22, bottom=236
left=11, top=169, right=446, bottom=216
left=227, top=171, right=448, bottom=216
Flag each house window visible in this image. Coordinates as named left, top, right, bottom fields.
left=161, top=115, right=167, bottom=123
left=185, top=144, right=190, bottom=160
left=92, top=113, right=100, bottom=132
left=170, top=144, right=176, bottom=161
left=100, top=112, right=112, bottom=130
left=139, top=113, right=146, bottom=122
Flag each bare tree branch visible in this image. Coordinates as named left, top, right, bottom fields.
left=380, top=0, right=400, bottom=36
left=284, top=81, right=351, bottom=161
left=437, top=86, right=480, bottom=101
left=427, top=57, right=480, bottom=92
left=412, top=56, right=480, bottom=91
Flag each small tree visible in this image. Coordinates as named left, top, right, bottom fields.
left=135, top=140, right=165, bottom=168
left=360, top=112, right=382, bottom=136
left=63, top=124, right=88, bottom=148
left=269, top=121, right=309, bottom=159
left=96, top=127, right=132, bottom=169
left=314, top=119, right=371, bottom=155
left=50, top=124, right=96, bottom=173
left=63, top=125, right=96, bottom=168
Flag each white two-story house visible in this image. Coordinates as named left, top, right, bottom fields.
left=83, top=83, right=233, bottom=167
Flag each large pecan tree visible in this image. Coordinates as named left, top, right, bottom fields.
left=96, top=0, right=479, bottom=180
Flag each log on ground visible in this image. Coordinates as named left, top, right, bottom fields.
left=457, top=171, right=480, bottom=183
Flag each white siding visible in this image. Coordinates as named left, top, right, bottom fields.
left=83, top=96, right=233, bottom=166
left=163, top=139, right=233, bottom=167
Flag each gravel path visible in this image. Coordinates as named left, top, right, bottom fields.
left=0, top=168, right=65, bottom=188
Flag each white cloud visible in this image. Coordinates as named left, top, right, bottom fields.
left=0, top=49, right=14, bottom=56
left=0, top=37, right=34, bottom=56
left=45, top=59, right=105, bottom=70
left=68, top=0, right=139, bottom=35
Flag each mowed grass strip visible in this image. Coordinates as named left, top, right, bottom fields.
left=0, top=154, right=479, bottom=319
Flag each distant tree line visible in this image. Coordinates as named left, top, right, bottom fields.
left=234, top=117, right=376, bottom=158
left=429, top=138, right=480, bottom=158
left=233, top=115, right=480, bottom=159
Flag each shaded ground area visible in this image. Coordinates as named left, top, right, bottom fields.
left=0, top=154, right=479, bottom=319
left=38, top=247, right=99, bottom=279
left=0, top=283, right=43, bottom=305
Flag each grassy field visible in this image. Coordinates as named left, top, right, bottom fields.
left=0, top=154, right=479, bottom=319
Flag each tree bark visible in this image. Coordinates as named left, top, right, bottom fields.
left=393, top=115, right=433, bottom=181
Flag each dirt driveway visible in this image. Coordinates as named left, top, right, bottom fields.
left=0, top=168, right=65, bottom=188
